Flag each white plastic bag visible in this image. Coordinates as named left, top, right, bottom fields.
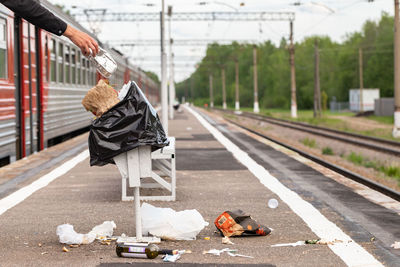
left=141, top=203, right=208, bottom=240
left=56, top=221, right=116, bottom=245
left=118, top=81, right=131, bottom=100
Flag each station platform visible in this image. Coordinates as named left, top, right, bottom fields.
left=0, top=105, right=399, bottom=266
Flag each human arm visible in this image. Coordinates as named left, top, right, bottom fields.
left=63, top=25, right=99, bottom=57
left=0, top=0, right=98, bottom=56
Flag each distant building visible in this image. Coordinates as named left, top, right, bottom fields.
left=349, top=89, right=380, bottom=112
left=374, top=98, right=394, bottom=116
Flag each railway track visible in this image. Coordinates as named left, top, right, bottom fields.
left=210, top=108, right=400, bottom=201
left=213, top=108, right=400, bottom=157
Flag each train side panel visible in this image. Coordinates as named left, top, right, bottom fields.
left=0, top=8, right=15, bottom=163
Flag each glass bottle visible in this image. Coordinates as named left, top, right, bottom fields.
left=88, top=47, right=117, bottom=79
left=116, top=243, right=177, bottom=259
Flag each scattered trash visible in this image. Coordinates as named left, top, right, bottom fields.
left=271, top=241, right=305, bottom=247
left=163, top=253, right=181, bottom=262
left=268, top=198, right=279, bottom=209
left=370, top=237, right=375, bottom=242
left=222, top=236, right=234, bottom=245
left=305, top=239, right=320, bottom=244
left=116, top=243, right=178, bottom=259
left=204, top=237, right=210, bottom=240
left=227, top=251, right=254, bottom=258
left=62, top=246, right=69, bottom=252
left=141, top=203, right=209, bottom=240
left=38, top=243, right=42, bottom=247
left=214, top=210, right=271, bottom=237
left=56, top=221, right=116, bottom=245
left=391, top=241, right=400, bottom=249
left=69, top=244, right=80, bottom=248
left=203, top=248, right=253, bottom=258
left=203, top=248, right=236, bottom=256
left=316, top=239, right=334, bottom=245
left=41, top=252, right=48, bottom=255
left=272, top=239, right=346, bottom=247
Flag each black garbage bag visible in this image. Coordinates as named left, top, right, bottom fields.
left=88, top=81, right=169, bottom=166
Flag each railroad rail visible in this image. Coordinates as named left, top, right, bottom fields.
left=213, top=108, right=400, bottom=157
left=215, top=113, right=400, bottom=202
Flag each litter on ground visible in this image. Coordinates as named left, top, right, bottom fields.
left=391, top=241, right=400, bottom=249
left=203, top=248, right=253, bottom=258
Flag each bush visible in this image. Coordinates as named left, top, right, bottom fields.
left=322, top=147, right=334, bottom=155
left=301, top=137, right=317, bottom=148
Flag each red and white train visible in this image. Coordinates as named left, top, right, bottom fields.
left=0, top=1, right=160, bottom=166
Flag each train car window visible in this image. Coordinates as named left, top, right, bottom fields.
left=50, top=39, right=56, bottom=82
left=71, top=48, right=76, bottom=84
left=86, top=60, right=90, bottom=85
left=65, top=45, right=70, bottom=84
left=0, top=18, right=7, bottom=79
left=58, top=42, right=64, bottom=83
left=82, top=58, right=86, bottom=85
left=77, top=51, right=81, bottom=85
left=44, top=36, right=49, bottom=82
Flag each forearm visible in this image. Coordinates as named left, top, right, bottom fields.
left=0, top=0, right=67, bottom=36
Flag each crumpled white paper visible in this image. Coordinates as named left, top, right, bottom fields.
left=56, top=221, right=116, bottom=245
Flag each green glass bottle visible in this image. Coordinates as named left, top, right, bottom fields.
left=116, top=243, right=177, bottom=259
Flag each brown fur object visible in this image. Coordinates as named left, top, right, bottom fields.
left=82, top=79, right=120, bottom=117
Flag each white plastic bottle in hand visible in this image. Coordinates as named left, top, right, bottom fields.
left=88, top=48, right=117, bottom=78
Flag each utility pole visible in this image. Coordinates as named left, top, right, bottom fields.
left=160, top=0, right=168, bottom=135
left=289, top=21, right=297, bottom=118
left=314, top=39, right=321, bottom=118
left=235, top=59, right=240, bottom=111
left=394, top=0, right=400, bottom=137
left=359, top=47, right=364, bottom=113
left=190, top=76, right=194, bottom=102
left=168, top=6, right=175, bottom=120
left=253, top=45, right=260, bottom=113
left=222, top=67, right=227, bottom=109
left=209, top=73, right=214, bottom=108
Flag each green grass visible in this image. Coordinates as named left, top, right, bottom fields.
left=380, top=166, right=400, bottom=179
left=345, top=152, right=400, bottom=184
left=366, top=115, right=394, bottom=125
left=301, top=137, right=317, bottom=148
left=322, top=147, right=334, bottom=155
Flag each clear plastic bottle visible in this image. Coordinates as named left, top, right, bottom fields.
left=88, top=48, right=117, bottom=78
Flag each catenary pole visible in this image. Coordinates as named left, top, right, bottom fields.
left=160, top=1, right=168, bottom=134
left=394, top=0, right=400, bottom=137
left=209, top=73, right=214, bottom=108
left=235, top=59, right=240, bottom=111
left=289, top=21, right=297, bottom=118
left=314, top=39, right=321, bottom=118
left=168, top=6, right=174, bottom=120
left=359, top=47, right=364, bottom=113
left=222, top=68, right=227, bottom=109
left=253, top=45, right=260, bottom=113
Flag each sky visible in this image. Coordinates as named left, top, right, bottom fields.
left=49, top=0, right=393, bottom=82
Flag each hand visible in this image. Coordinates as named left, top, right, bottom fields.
left=63, top=25, right=99, bottom=57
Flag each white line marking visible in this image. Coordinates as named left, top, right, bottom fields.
left=0, top=150, right=89, bottom=216
left=186, top=106, right=383, bottom=267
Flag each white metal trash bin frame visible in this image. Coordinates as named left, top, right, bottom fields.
left=116, top=137, right=176, bottom=202
left=113, top=138, right=176, bottom=243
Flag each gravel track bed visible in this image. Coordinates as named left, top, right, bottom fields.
left=214, top=110, right=400, bottom=192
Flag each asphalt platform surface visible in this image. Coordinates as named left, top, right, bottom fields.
left=0, top=106, right=399, bottom=266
